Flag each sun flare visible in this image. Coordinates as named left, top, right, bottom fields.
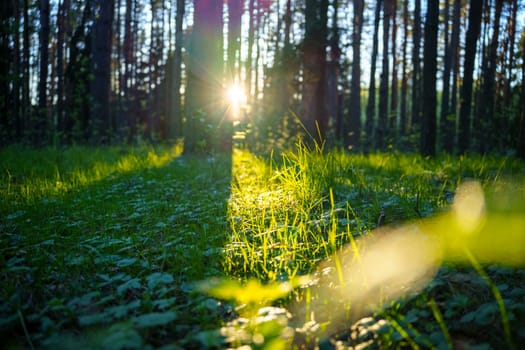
left=226, top=83, right=247, bottom=107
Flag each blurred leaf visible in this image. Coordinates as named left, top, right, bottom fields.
left=132, top=311, right=177, bottom=328
left=197, top=278, right=293, bottom=305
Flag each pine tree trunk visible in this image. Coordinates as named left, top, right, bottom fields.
left=37, top=0, right=50, bottom=145
left=90, top=0, right=115, bottom=144
left=399, top=0, right=408, bottom=137
left=348, top=0, right=363, bottom=149
left=411, top=0, right=421, bottom=132
left=365, top=0, right=382, bottom=151
left=420, top=0, right=439, bottom=157
left=458, top=0, right=483, bottom=153
left=377, top=0, right=392, bottom=150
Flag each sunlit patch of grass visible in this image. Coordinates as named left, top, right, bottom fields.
left=0, top=144, right=181, bottom=205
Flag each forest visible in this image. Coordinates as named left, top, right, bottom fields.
left=0, top=0, right=524, bottom=155
left=2, top=0, right=525, bottom=349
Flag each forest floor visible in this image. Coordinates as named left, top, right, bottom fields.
left=1, top=144, right=525, bottom=349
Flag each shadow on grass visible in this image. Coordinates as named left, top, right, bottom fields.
left=0, top=146, right=233, bottom=349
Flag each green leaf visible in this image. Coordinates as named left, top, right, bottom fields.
left=78, top=312, right=111, bottom=326
left=116, top=257, right=137, bottom=267
left=117, top=278, right=142, bottom=295
left=146, top=272, right=174, bottom=290
left=132, top=311, right=177, bottom=328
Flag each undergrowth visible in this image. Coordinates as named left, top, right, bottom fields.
left=1, top=144, right=524, bottom=349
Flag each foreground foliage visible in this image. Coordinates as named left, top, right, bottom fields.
left=1, top=144, right=524, bottom=349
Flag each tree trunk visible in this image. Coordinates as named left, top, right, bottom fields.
left=302, top=0, right=328, bottom=146
left=420, top=0, right=439, bottom=157
left=458, top=0, right=483, bottom=154
left=411, top=0, right=421, bottom=132
left=227, top=0, right=243, bottom=79
left=245, top=0, right=255, bottom=103
left=90, top=0, right=115, bottom=144
left=347, top=0, right=363, bottom=149
left=444, top=0, right=460, bottom=153
left=185, top=0, right=224, bottom=153
left=390, top=0, right=398, bottom=133
left=479, top=0, right=502, bottom=153
left=377, top=0, right=392, bottom=150
left=440, top=0, right=451, bottom=152
left=365, top=0, right=382, bottom=151
left=56, top=0, right=69, bottom=144
left=22, top=0, right=31, bottom=141
left=168, top=0, right=184, bottom=140
left=37, top=0, right=50, bottom=145
left=517, top=30, right=525, bottom=159
left=399, top=0, right=408, bottom=137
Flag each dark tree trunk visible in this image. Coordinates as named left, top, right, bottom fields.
left=56, top=0, right=69, bottom=144
left=327, top=0, right=340, bottom=146
left=227, top=0, right=243, bottom=79
left=123, top=0, right=135, bottom=142
left=400, top=0, right=408, bottom=136
left=458, top=0, right=483, bottom=153
left=444, top=0, right=460, bottom=153
left=517, top=33, right=525, bottom=159
left=22, top=0, right=31, bottom=141
left=37, top=0, right=50, bottom=145
left=411, top=0, right=421, bottom=132
left=245, top=0, right=255, bottom=103
left=347, top=0, right=363, bottom=149
left=390, top=0, right=398, bottom=133
left=440, top=0, right=451, bottom=152
left=479, top=0, right=502, bottom=153
left=90, top=0, right=115, bottom=144
left=302, top=0, right=329, bottom=146
left=168, top=0, right=184, bottom=140
left=420, top=0, right=439, bottom=157
left=13, top=0, right=21, bottom=141
left=377, top=0, right=392, bottom=150
left=185, top=0, right=224, bottom=153
left=365, top=0, right=382, bottom=151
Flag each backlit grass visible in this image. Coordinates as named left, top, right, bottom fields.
left=1, top=144, right=524, bottom=349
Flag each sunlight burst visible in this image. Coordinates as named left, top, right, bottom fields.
left=226, top=83, right=247, bottom=120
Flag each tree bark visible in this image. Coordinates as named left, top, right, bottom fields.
left=185, top=0, right=225, bottom=153
left=458, top=0, right=483, bottom=154
left=348, top=0, right=363, bottom=149
left=377, top=0, right=392, bottom=150
left=411, top=0, right=421, bottom=132
left=420, top=0, right=439, bottom=157
left=365, top=0, right=382, bottom=151
left=302, top=0, right=328, bottom=146
left=90, top=0, right=115, bottom=144
left=399, top=0, right=408, bottom=137
left=37, top=0, right=50, bottom=145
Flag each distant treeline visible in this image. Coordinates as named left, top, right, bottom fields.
left=0, top=1, right=524, bottom=157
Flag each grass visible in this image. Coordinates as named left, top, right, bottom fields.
left=1, top=143, right=525, bottom=349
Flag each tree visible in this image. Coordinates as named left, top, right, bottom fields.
left=185, top=0, right=225, bottom=153
left=479, top=0, right=503, bottom=153
left=518, top=29, right=525, bottom=159
left=377, top=0, right=393, bottom=149
left=442, top=0, right=461, bottom=153
left=37, top=0, right=50, bottom=145
left=399, top=0, right=408, bottom=136
left=420, top=0, right=439, bottom=156
left=458, top=0, right=483, bottom=153
left=90, top=0, right=115, bottom=144
left=411, top=0, right=422, bottom=132
left=347, top=0, right=364, bottom=149
left=365, top=0, right=382, bottom=151
left=302, top=0, right=329, bottom=145
left=167, top=0, right=185, bottom=140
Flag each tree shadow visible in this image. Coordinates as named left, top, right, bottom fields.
left=0, top=146, right=233, bottom=348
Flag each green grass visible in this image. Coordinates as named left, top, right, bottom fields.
left=1, top=144, right=525, bottom=349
